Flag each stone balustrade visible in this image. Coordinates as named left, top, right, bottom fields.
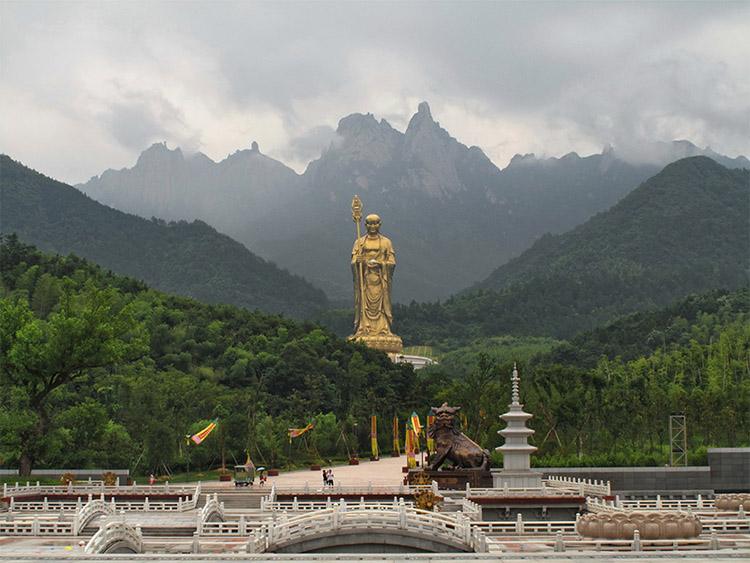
left=6, top=483, right=201, bottom=514
left=85, top=521, right=143, bottom=554
left=545, top=475, right=611, bottom=496
left=473, top=516, right=577, bottom=536
left=262, top=497, right=414, bottom=512
left=3, top=480, right=195, bottom=499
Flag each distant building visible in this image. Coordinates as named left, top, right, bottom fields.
left=392, top=354, right=437, bottom=370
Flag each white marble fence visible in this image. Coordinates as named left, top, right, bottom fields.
left=3, top=480, right=196, bottom=499
left=484, top=533, right=750, bottom=553
left=264, top=481, right=437, bottom=501
left=261, top=496, right=415, bottom=512
left=545, top=475, right=611, bottom=496
left=6, top=483, right=201, bottom=513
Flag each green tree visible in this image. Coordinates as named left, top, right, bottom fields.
left=0, top=285, right=147, bottom=474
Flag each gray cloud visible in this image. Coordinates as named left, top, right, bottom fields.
left=274, top=126, right=342, bottom=169
left=1, top=1, right=748, bottom=183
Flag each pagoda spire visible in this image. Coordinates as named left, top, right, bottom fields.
left=495, top=363, right=541, bottom=488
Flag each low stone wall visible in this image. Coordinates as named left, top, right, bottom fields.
left=708, top=448, right=750, bottom=492
left=533, top=466, right=712, bottom=495
left=0, top=468, right=130, bottom=485
left=529, top=448, right=749, bottom=494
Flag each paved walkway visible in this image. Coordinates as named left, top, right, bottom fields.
left=205, top=455, right=410, bottom=490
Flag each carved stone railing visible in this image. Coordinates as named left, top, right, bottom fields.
left=473, top=516, right=576, bottom=536
left=85, top=521, right=143, bottom=554
left=545, top=475, right=611, bottom=496
left=0, top=517, right=74, bottom=536
left=196, top=493, right=225, bottom=534
left=262, top=497, right=414, bottom=512
left=3, top=480, right=193, bottom=499
left=73, top=499, right=116, bottom=535
left=617, top=494, right=717, bottom=511
left=8, top=482, right=201, bottom=513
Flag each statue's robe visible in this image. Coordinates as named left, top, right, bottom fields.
left=351, top=233, right=396, bottom=337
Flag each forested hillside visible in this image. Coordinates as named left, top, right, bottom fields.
left=395, top=157, right=749, bottom=345
left=1, top=240, right=747, bottom=473
left=416, top=287, right=750, bottom=466
left=0, top=236, right=415, bottom=474
left=0, top=155, right=328, bottom=318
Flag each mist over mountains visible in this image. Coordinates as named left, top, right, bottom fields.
left=79, top=102, right=749, bottom=302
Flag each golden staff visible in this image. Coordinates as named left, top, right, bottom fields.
left=351, top=195, right=362, bottom=238
left=351, top=195, right=365, bottom=334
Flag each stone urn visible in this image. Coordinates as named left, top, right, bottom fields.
left=715, top=494, right=750, bottom=511
left=577, top=511, right=701, bottom=539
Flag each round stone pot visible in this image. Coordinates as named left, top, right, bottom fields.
left=267, top=469, right=279, bottom=477
left=349, top=458, right=359, bottom=465
left=577, top=511, right=701, bottom=539
left=218, top=474, right=231, bottom=482
left=310, top=464, right=321, bottom=471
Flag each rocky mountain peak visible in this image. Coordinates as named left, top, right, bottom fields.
left=136, top=142, right=184, bottom=167
left=405, top=101, right=438, bottom=135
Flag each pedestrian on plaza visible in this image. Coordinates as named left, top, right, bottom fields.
left=149, top=473, right=156, bottom=486
left=322, top=468, right=327, bottom=487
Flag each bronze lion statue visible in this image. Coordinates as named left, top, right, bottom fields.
left=427, top=403, right=490, bottom=471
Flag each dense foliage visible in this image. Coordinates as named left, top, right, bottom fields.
left=1, top=238, right=747, bottom=474
left=395, top=157, right=749, bottom=345
left=0, top=155, right=328, bottom=318
left=0, top=236, right=416, bottom=475
left=416, top=287, right=749, bottom=466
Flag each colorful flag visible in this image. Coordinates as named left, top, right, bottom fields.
left=410, top=412, right=422, bottom=437
left=189, top=420, right=217, bottom=445
left=392, top=416, right=400, bottom=456
left=370, top=415, right=379, bottom=459
left=426, top=414, right=436, bottom=454
left=405, top=426, right=417, bottom=468
left=288, top=422, right=315, bottom=443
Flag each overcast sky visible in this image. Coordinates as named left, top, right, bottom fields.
left=1, top=1, right=748, bottom=184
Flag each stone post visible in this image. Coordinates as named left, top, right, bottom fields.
left=710, top=531, right=719, bottom=550
left=554, top=531, right=565, bottom=552
left=632, top=529, right=641, bottom=551
left=515, top=513, right=524, bottom=534
left=192, top=531, right=200, bottom=554
left=239, top=515, right=246, bottom=535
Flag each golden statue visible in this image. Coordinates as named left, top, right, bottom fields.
left=349, top=196, right=403, bottom=354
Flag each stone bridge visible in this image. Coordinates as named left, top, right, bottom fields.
left=247, top=501, right=488, bottom=554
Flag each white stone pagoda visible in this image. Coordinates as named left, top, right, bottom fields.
left=494, top=363, right=542, bottom=488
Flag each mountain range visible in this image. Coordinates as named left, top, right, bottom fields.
left=78, top=102, right=750, bottom=302
left=0, top=155, right=328, bottom=317
left=394, top=156, right=749, bottom=345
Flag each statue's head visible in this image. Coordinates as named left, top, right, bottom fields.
left=365, top=214, right=381, bottom=235
left=430, top=402, right=461, bottom=434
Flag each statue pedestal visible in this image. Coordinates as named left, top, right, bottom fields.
left=406, top=469, right=493, bottom=490
left=493, top=470, right=543, bottom=489
left=349, top=333, right=403, bottom=355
